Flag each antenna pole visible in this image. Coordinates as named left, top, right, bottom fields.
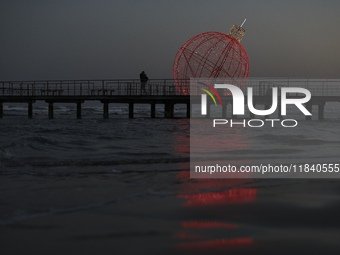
left=240, top=18, right=246, bottom=27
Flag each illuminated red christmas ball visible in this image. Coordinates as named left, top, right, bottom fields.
left=173, top=28, right=249, bottom=95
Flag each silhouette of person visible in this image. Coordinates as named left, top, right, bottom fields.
left=140, top=71, right=148, bottom=95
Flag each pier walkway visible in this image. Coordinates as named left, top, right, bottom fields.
left=0, top=78, right=339, bottom=120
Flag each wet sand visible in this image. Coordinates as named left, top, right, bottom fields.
left=1, top=171, right=340, bottom=255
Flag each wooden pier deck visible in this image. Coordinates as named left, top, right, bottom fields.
left=0, top=78, right=339, bottom=120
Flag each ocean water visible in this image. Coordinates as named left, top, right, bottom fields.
left=0, top=103, right=190, bottom=224
left=190, top=103, right=340, bottom=178
left=1, top=102, right=340, bottom=254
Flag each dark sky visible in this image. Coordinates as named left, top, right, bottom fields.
left=1, top=0, right=339, bottom=81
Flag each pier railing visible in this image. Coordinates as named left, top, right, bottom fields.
left=0, top=79, right=182, bottom=97
left=1, top=78, right=340, bottom=97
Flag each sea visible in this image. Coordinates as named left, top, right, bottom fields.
left=1, top=101, right=340, bottom=254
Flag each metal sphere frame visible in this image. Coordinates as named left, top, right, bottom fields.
left=173, top=31, right=249, bottom=95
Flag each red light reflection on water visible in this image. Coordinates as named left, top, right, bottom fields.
left=169, top=119, right=256, bottom=250
left=176, top=171, right=253, bottom=191
left=190, top=120, right=254, bottom=179
left=178, top=188, right=257, bottom=206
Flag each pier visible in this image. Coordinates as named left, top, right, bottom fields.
left=0, top=78, right=339, bottom=120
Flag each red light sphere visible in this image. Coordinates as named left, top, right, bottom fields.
left=173, top=31, right=249, bottom=95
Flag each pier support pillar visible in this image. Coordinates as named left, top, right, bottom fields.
left=205, top=103, right=210, bottom=118
left=278, top=100, right=282, bottom=119
left=151, top=103, right=156, bottom=118
left=186, top=103, right=190, bottom=118
left=249, top=111, right=255, bottom=119
left=318, top=103, right=325, bottom=121
left=103, top=102, right=109, bottom=119
left=129, top=102, right=134, bottom=118
left=222, top=104, right=227, bottom=118
left=264, top=104, right=270, bottom=119
left=249, top=101, right=255, bottom=119
left=231, top=103, right=236, bottom=119
left=164, top=103, right=174, bottom=118
left=28, top=102, right=33, bottom=119
left=77, top=102, right=82, bottom=119
left=0, top=102, right=3, bottom=119
left=305, top=104, right=312, bottom=121
left=48, top=102, right=54, bottom=119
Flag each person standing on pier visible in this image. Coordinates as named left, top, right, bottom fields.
left=140, top=71, right=148, bottom=95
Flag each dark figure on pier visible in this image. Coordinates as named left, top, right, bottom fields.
left=140, top=71, right=148, bottom=95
